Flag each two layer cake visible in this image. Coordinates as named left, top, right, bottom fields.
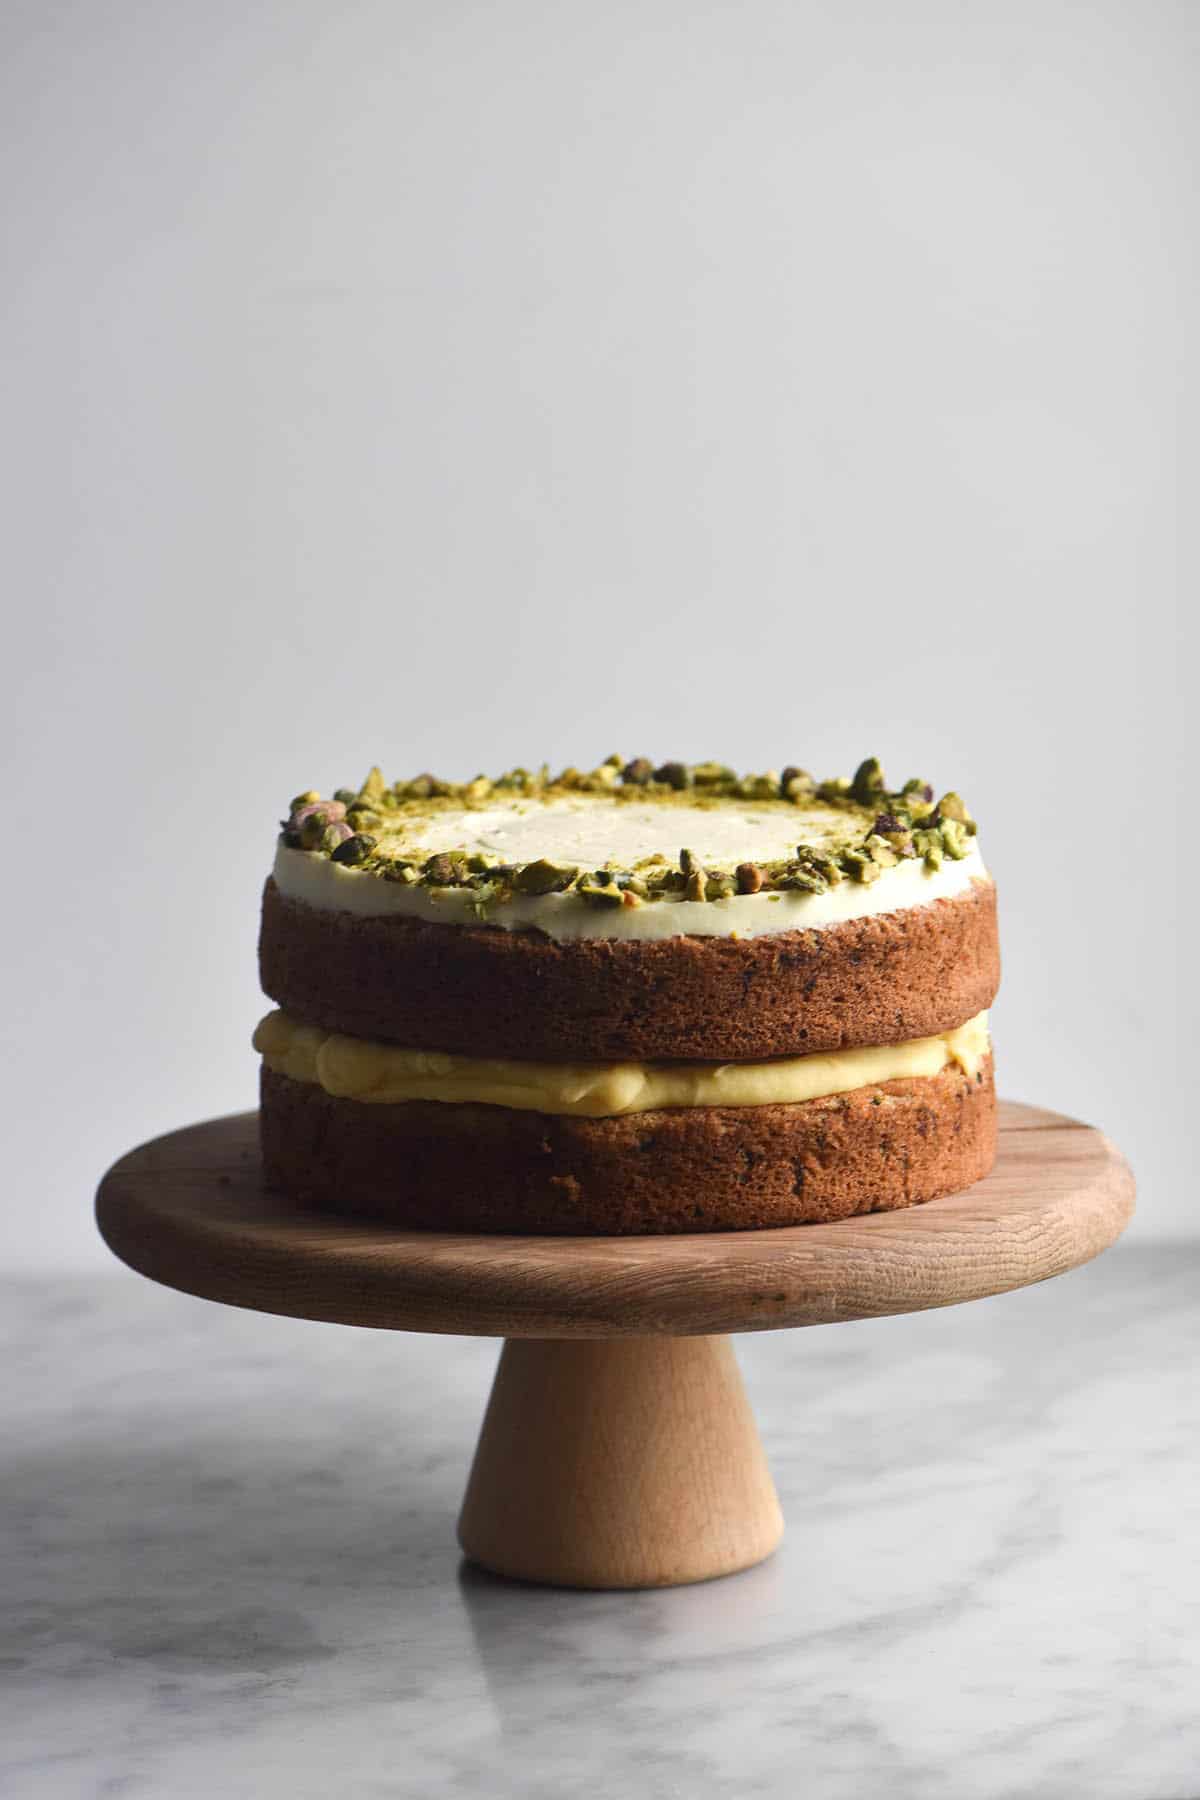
left=255, top=756, right=999, bottom=1233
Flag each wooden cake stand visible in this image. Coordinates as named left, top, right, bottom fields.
left=96, top=1099, right=1133, bottom=1590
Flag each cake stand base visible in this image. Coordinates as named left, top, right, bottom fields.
left=458, top=1335, right=782, bottom=1587
left=96, top=1101, right=1133, bottom=1590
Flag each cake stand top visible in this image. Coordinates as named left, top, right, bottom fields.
left=95, top=1101, right=1133, bottom=1338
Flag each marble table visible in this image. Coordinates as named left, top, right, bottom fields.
left=4, top=1245, right=1197, bottom=1799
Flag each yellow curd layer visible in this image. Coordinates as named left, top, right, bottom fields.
left=253, top=1010, right=990, bottom=1119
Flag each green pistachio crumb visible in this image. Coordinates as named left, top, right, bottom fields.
left=330, top=831, right=376, bottom=866
left=777, top=867, right=828, bottom=894
left=622, top=757, right=654, bottom=785
left=842, top=849, right=882, bottom=884
left=655, top=761, right=692, bottom=790
left=577, top=874, right=624, bottom=907
left=423, top=852, right=469, bottom=886
left=937, top=791, right=977, bottom=834
left=737, top=773, right=780, bottom=800
left=864, top=834, right=900, bottom=869
left=781, top=766, right=814, bottom=799
left=513, top=858, right=579, bottom=895
left=692, top=761, right=737, bottom=787
left=912, top=828, right=944, bottom=871
left=940, top=819, right=970, bottom=860
left=850, top=757, right=887, bottom=805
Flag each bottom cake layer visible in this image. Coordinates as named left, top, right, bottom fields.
left=260, top=1055, right=996, bottom=1234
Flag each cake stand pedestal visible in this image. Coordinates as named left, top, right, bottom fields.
left=96, top=1100, right=1133, bottom=1589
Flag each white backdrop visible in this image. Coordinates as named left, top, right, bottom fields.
left=3, top=0, right=1194, bottom=1268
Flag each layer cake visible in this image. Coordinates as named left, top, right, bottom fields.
left=255, top=756, right=999, bottom=1232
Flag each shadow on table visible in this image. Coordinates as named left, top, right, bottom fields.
left=4, top=1434, right=462, bottom=1677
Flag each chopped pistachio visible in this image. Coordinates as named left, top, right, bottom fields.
left=577, top=874, right=624, bottom=907
left=654, top=761, right=691, bottom=790
left=622, top=757, right=654, bottom=786
left=842, top=849, right=882, bottom=884
left=684, top=869, right=707, bottom=902
left=937, top=791, right=977, bottom=834
left=513, top=858, right=579, bottom=895
left=864, top=834, right=900, bottom=869
left=813, top=854, right=844, bottom=886
left=777, top=867, right=828, bottom=894
left=940, top=819, right=970, bottom=860
left=679, top=847, right=702, bottom=876
left=296, top=800, right=347, bottom=847
left=850, top=757, right=887, bottom=805
left=424, top=852, right=469, bottom=886
left=289, top=790, right=320, bottom=811
left=781, top=766, right=814, bottom=800
left=359, top=766, right=387, bottom=804
left=331, top=831, right=376, bottom=866
left=738, top=773, right=780, bottom=800
left=705, top=871, right=737, bottom=900
left=913, top=829, right=944, bottom=871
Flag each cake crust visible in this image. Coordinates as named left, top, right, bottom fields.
left=259, top=876, right=999, bottom=1063
left=260, top=1055, right=996, bottom=1235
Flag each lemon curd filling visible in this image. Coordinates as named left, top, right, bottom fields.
left=254, top=1010, right=990, bottom=1119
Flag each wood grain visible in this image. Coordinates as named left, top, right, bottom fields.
left=95, top=1101, right=1134, bottom=1339
left=457, top=1336, right=783, bottom=1588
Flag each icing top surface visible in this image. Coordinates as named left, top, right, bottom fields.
left=362, top=795, right=859, bottom=869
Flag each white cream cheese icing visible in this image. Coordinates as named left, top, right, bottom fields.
left=377, top=797, right=856, bottom=867
left=272, top=838, right=990, bottom=941
left=255, top=1009, right=990, bottom=1118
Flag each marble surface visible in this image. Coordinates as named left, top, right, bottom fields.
left=4, top=1246, right=1198, bottom=1799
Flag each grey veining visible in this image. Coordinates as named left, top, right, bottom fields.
left=4, top=1248, right=1198, bottom=1799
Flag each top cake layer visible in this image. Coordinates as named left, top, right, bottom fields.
left=276, top=755, right=984, bottom=944
left=261, top=754, right=998, bottom=1060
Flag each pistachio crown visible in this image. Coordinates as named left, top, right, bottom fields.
left=277, top=756, right=978, bottom=908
